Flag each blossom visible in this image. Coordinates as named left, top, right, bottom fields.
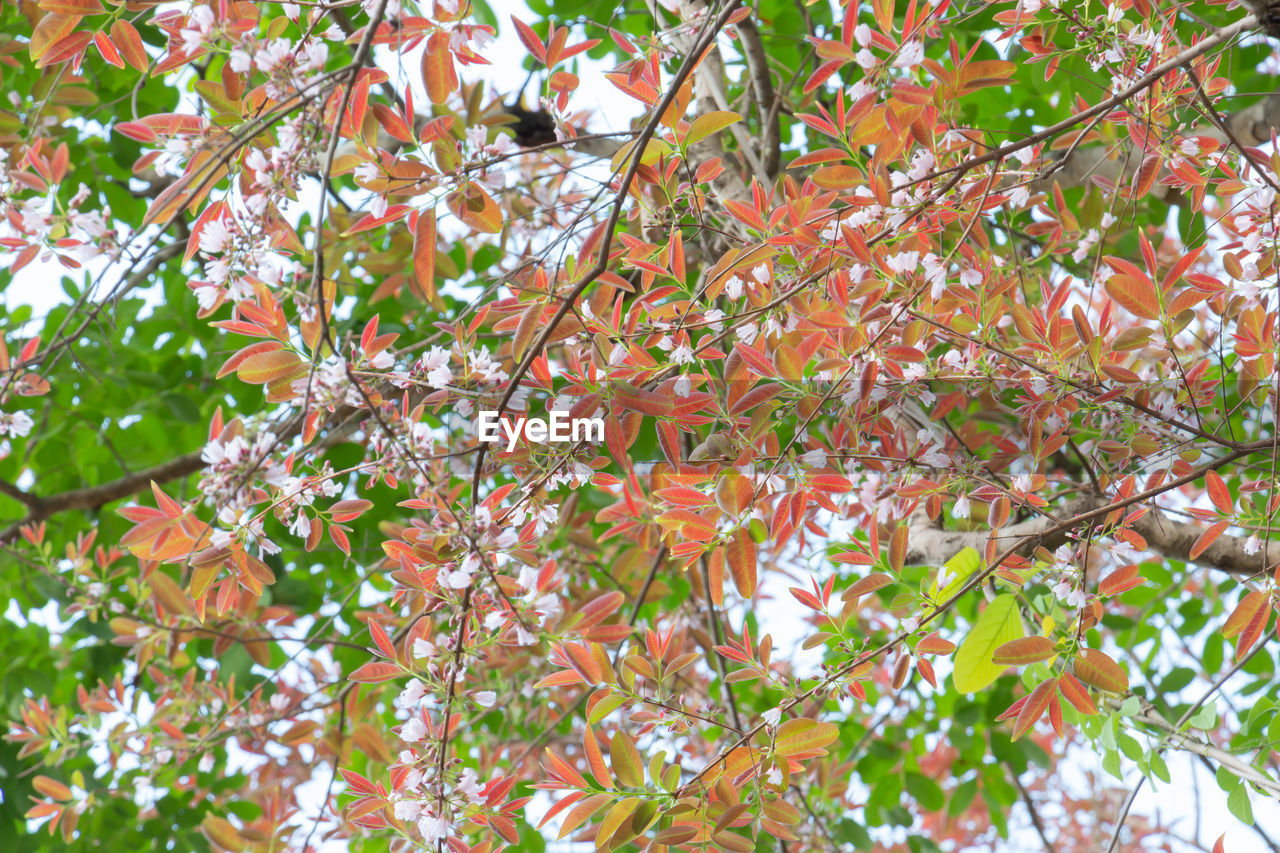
left=854, top=23, right=872, bottom=47
left=1011, top=473, right=1033, bottom=492
left=394, top=799, right=423, bottom=821
left=400, top=716, right=427, bottom=743
left=766, top=766, right=783, bottom=785
left=229, top=49, right=252, bottom=74
left=936, top=565, right=957, bottom=591
left=900, top=616, right=920, bottom=633
left=474, top=690, right=497, bottom=707
left=894, top=41, right=924, bottom=69
left=953, top=493, right=970, bottom=518
left=762, top=707, right=782, bottom=727
left=0, top=411, right=34, bottom=438
left=1243, top=534, right=1261, bottom=556
left=671, top=344, right=694, bottom=365
left=396, top=679, right=427, bottom=709
left=417, top=814, right=449, bottom=844
left=724, top=276, right=744, bottom=300
left=254, top=38, right=294, bottom=73
left=200, top=218, right=232, bottom=254
left=457, top=768, right=484, bottom=803
left=886, top=250, right=919, bottom=275
left=412, top=638, right=436, bottom=659
left=801, top=448, right=827, bottom=468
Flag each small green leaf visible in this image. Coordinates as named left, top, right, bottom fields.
left=1228, top=782, right=1254, bottom=824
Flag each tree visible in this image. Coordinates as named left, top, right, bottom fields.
left=1, top=0, right=1278, bottom=849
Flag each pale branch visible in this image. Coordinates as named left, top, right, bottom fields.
left=1107, top=695, right=1280, bottom=800
left=904, top=495, right=1278, bottom=578
left=735, top=15, right=781, bottom=178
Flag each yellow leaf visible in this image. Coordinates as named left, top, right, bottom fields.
left=952, top=594, right=1023, bottom=693
left=931, top=547, right=980, bottom=602
left=686, top=110, right=741, bottom=147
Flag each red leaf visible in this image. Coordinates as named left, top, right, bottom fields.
left=511, top=16, right=547, bottom=64
left=1012, top=679, right=1055, bottom=740
left=1206, top=470, right=1232, bottom=514
left=1189, top=520, right=1229, bottom=560
left=348, top=661, right=401, bottom=683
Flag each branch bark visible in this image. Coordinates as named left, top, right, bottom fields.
left=904, top=496, right=1278, bottom=578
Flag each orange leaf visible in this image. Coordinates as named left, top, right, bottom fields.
left=236, top=349, right=304, bottom=385
left=1057, top=672, right=1097, bottom=716
left=110, top=20, right=148, bottom=72
left=1105, top=273, right=1160, bottom=320
left=726, top=528, right=757, bottom=599
left=1189, top=520, right=1229, bottom=560
left=1073, top=648, right=1128, bottom=693
left=411, top=208, right=437, bottom=303
left=992, top=636, right=1056, bottom=665
left=348, top=661, right=401, bottom=683
left=422, top=31, right=457, bottom=105
left=29, top=13, right=79, bottom=62
left=1012, top=679, right=1055, bottom=740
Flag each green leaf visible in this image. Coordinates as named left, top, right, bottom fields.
left=1189, top=706, right=1217, bottom=730
left=1228, top=782, right=1253, bottom=824
left=952, top=594, right=1024, bottom=693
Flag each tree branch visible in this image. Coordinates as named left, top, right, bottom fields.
left=904, top=494, right=1277, bottom=578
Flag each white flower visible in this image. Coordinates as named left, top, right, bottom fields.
left=854, top=23, right=872, bottom=47
left=1243, top=534, right=1261, bottom=556
left=229, top=49, right=252, bottom=74
left=762, top=707, right=782, bottom=727
left=724, top=275, right=744, bottom=300
left=417, top=814, right=449, bottom=844
left=474, top=690, right=497, bottom=707
left=396, top=679, right=427, bottom=709
left=674, top=375, right=692, bottom=397
left=901, top=616, right=920, bottom=633
left=894, top=41, right=924, bottom=69
left=200, top=218, right=232, bottom=254
left=671, top=344, right=694, bottom=365
left=394, top=799, right=423, bottom=821
left=751, top=263, right=769, bottom=283
left=766, top=766, right=783, bottom=785
left=1, top=411, right=34, bottom=438
left=1011, top=473, right=1033, bottom=492
left=801, top=448, right=827, bottom=468
left=886, top=250, right=919, bottom=275
left=855, top=48, right=877, bottom=70
left=1051, top=579, right=1073, bottom=602
left=456, top=768, right=484, bottom=803
left=401, top=716, right=427, bottom=743
left=1066, top=588, right=1087, bottom=608
left=412, top=638, right=436, bottom=659
left=936, top=566, right=957, bottom=592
